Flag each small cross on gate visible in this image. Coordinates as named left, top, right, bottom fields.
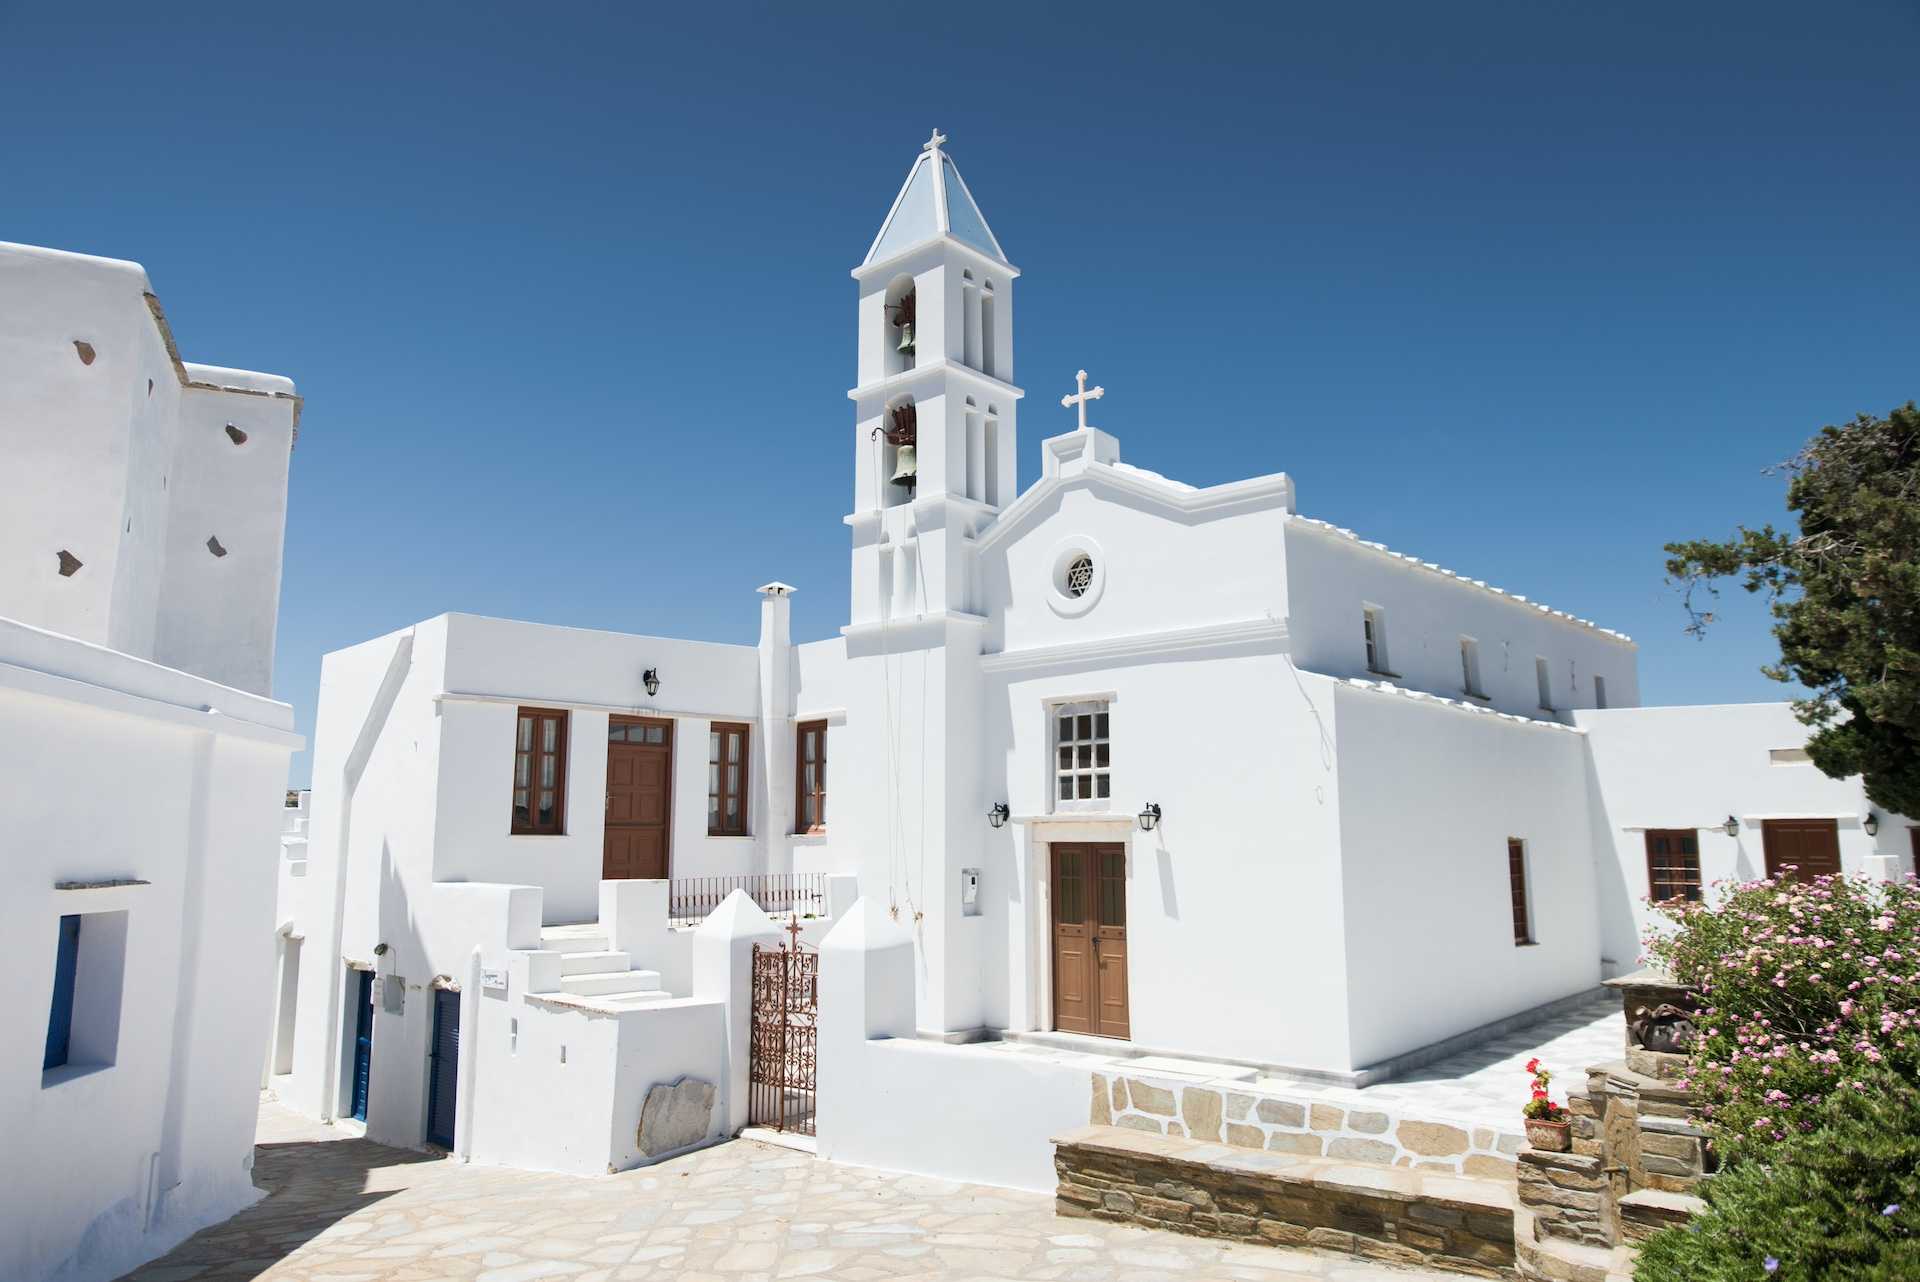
left=1061, top=369, right=1105, bottom=431
left=923, top=127, right=947, bottom=153
left=786, top=913, right=804, bottom=950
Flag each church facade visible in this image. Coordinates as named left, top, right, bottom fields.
left=277, top=135, right=1913, bottom=1167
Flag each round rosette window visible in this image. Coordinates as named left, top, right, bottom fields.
left=1047, top=536, right=1107, bottom=616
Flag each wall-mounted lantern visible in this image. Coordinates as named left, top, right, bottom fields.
left=1864, top=812, right=1880, bottom=837
left=1721, top=815, right=1739, bottom=837
left=642, top=667, right=661, bottom=698
left=1138, top=802, right=1162, bottom=832
left=987, top=802, right=1010, bottom=829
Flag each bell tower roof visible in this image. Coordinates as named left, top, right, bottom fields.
left=862, top=129, right=1009, bottom=269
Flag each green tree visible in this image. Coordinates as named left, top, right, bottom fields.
left=1665, top=402, right=1920, bottom=816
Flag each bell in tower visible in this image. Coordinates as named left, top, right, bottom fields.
left=891, top=291, right=915, bottom=355
left=884, top=402, right=917, bottom=492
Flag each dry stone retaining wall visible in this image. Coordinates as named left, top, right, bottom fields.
left=1054, top=1123, right=1516, bottom=1278
left=1090, top=1071, right=1522, bottom=1180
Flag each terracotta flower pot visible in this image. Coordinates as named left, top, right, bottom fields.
left=1525, top=1118, right=1571, bottom=1152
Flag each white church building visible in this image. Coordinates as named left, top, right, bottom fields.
left=272, top=134, right=1914, bottom=1180
left=1, top=242, right=303, bottom=1281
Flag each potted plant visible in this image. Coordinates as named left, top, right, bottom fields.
left=1523, top=1057, right=1571, bottom=1151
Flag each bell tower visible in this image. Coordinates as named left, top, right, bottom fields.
left=847, top=129, right=1021, bottom=628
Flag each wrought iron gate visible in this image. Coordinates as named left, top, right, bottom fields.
left=748, top=923, right=818, bottom=1135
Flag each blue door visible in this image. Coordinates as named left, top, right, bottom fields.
left=351, top=970, right=374, bottom=1122
left=426, top=988, right=459, bottom=1148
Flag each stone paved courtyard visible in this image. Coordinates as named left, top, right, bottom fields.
left=121, top=1100, right=1472, bottom=1282
left=984, top=992, right=1626, bottom=1131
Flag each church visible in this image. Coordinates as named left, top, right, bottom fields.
left=269, top=132, right=1912, bottom=1174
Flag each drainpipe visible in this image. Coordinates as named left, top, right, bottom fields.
left=757, top=582, right=796, bottom=862
left=456, top=946, right=481, bottom=1161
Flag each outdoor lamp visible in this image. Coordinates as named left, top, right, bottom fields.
left=1722, top=815, right=1739, bottom=837
left=1138, top=802, right=1162, bottom=832
left=987, top=802, right=1009, bottom=829
left=643, top=667, right=661, bottom=698
left=1864, top=812, right=1880, bottom=837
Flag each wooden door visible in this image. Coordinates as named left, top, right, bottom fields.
left=1051, top=843, right=1129, bottom=1039
left=1762, top=818, right=1842, bottom=883
left=605, top=717, right=672, bottom=880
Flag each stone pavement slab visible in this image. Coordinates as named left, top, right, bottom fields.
left=119, top=1098, right=1471, bottom=1281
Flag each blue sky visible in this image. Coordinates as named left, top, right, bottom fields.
left=4, top=2, right=1915, bottom=787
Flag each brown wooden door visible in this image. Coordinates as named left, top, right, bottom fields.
left=605, top=717, right=672, bottom=880
left=1761, top=818, right=1842, bottom=883
left=1051, top=843, right=1129, bottom=1039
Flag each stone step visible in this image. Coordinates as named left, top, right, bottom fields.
left=1618, top=1188, right=1706, bottom=1243
left=559, top=968, right=663, bottom=997
left=1053, top=1124, right=1514, bottom=1274
left=559, top=949, right=631, bottom=976
left=540, top=926, right=612, bottom=954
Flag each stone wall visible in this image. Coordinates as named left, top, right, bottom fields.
left=1054, top=1124, right=1516, bottom=1278
left=1091, top=1071, right=1521, bottom=1179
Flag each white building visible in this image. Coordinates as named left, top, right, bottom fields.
left=1, top=242, right=304, bottom=1282
left=277, top=134, right=1915, bottom=1177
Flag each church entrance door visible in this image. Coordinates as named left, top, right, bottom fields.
left=604, top=717, right=672, bottom=880
left=1051, top=842, right=1129, bottom=1039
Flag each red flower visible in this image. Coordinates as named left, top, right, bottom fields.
left=1526, top=1058, right=1541, bottom=1074
left=1533, top=1089, right=1548, bottom=1100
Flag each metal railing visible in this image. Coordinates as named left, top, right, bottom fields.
left=668, top=873, right=827, bottom=929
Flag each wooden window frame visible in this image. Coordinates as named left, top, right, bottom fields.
left=795, top=720, right=827, bottom=835
left=1508, top=838, right=1534, bottom=946
left=1644, top=828, right=1703, bottom=903
left=510, top=707, right=569, bottom=835
left=708, top=721, right=751, bottom=836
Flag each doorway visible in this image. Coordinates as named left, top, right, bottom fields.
left=605, top=716, right=673, bottom=879
left=426, top=988, right=459, bottom=1148
left=1051, top=842, right=1130, bottom=1039
left=349, top=968, right=374, bottom=1122
left=1761, top=818, right=1842, bottom=883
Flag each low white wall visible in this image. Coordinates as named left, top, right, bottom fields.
left=817, top=899, right=1092, bottom=1193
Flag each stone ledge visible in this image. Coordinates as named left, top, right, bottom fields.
left=1618, top=1188, right=1705, bottom=1243
left=1054, top=1124, right=1514, bottom=1277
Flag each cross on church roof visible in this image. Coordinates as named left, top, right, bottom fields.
left=923, top=127, right=948, bottom=153
left=1061, top=368, right=1105, bottom=431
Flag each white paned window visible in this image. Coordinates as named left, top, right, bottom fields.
left=1052, top=702, right=1111, bottom=811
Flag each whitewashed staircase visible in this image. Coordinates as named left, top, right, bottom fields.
left=537, top=923, right=670, bottom=1011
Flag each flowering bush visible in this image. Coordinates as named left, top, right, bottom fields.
left=1644, top=870, right=1920, bottom=1165
left=1522, top=1057, right=1566, bottom=1122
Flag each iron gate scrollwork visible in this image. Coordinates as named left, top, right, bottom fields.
left=748, top=922, right=818, bottom=1135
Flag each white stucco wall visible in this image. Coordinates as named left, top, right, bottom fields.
left=0, top=242, right=298, bottom=697
left=1578, top=702, right=1917, bottom=970
left=1284, top=518, right=1639, bottom=718
left=1331, top=679, right=1600, bottom=1069
left=0, top=619, right=299, bottom=1282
